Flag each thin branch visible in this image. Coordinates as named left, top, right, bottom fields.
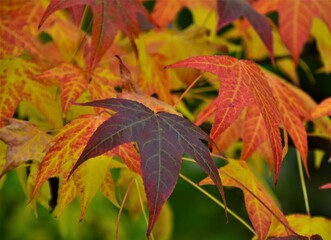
left=179, top=173, right=257, bottom=236
left=134, top=178, right=155, bottom=240
left=174, top=73, right=203, bottom=107
left=116, top=178, right=135, bottom=240
left=296, top=149, right=311, bottom=216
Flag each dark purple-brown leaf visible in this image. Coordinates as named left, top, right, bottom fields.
left=70, top=98, right=225, bottom=236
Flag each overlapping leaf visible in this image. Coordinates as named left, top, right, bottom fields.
left=200, top=159, right=290, bottom=240
left=70, top=98, right=226, bottom=236
left=269, top=214, right=331, bottom=239
left=31, top=114, right=132, bottom=218
left=151, top=0, right=215, bottom=28
left=40, top=0, right=151, bottom=74
left=311, top=98, right=331, bottom=119
left=33, top=63, right=88, bottom=116
left=253, top=0, right=331, bottom=64
left=168, top=56, right=283, bottom=183
left=217, top=0, right=273, bottom=59
left=0, top=57, right=62, bottom=129
left=0, top=119, right=52, bottom=177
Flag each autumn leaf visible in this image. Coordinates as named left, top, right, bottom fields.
left=269, top=214, right=331, bottom=239
left=31, top=114, right=129, bottom=218
left=264, top=71, right=310, bottom=174
left=33, top=63, right=88, bottom=116
left=151, top=0, right=215, bottom=28
left=167, top=56, right=283, bottom=183
left=0, top=57, right=63, bottom=129
left=253, top=0, right=331, bottom=64
left=200, top=159, right=291, bottom=240
left=311, top=97, right=331, bottom=119
left=0, top=0, right=44, bottom=57
left=0, top=119, right=52, bottom=177
left=217, top=0, right=273, bottom=60
left=70, top=98, right=226, bottom=237
left=39, top=0, right=151, bottom=74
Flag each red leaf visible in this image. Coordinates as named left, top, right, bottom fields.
left=168, top=56, right=283, bottom=183
left=217, top=0, right=273, bottom=60
left=253, top=0, right=331, bottom=64
left=39, top=0, right=151, bottom=74
left=71, top=98, right=226, bottom=237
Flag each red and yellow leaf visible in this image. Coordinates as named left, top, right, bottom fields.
left=200, top=159, right=289, bottom=240
left=311, top=97, right=331, bottom=119
left=0, top=119, right=52, bottom=177
left=168, top=56, right=283, bottom=183
left=33, top=63, right=88, bottom=116
left=269, top=214, right=331, bottom=239
left=253, top=0, right=331, bottom=64
left=40, top=0, right=151, bottom=74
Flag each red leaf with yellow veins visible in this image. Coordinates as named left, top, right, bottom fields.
left=253, top=0, right=331, bottom=64
left=39, top=0, right=151, bottom=74
left=200, top=159, right=290, bottom=240
left=265, top=71, right=310, bottom=174
left=0, top=119, right=52, bottom=177
left=217, top=0, right=273, bottom=60
left=168, top=56, right=283, bottom=183
left=311, top=98, right=331, bottom=119
left=241, top=106, right=269, bottom=161
left=33, top=63, right=88, bottom=116
left=71, top=98, right=226, bottom=237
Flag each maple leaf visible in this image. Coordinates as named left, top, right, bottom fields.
left=311, top=98, right=331, bottom=119
left=70, top=98, right=226, bottom=237
left=200, top=159, right=291, bottom=240
left=167, top=56, right=283, bottom=183
left=253, top=0, right=331, bottom=64
left=31, top=114, right=130, bottom=218
left=39, top=0, right=151, bottom=74
left=151, top=0, right=215, bottom=28
left=217, top=0, right=273, bottom=60
left=269, top=214, right=331, bottom=239
left=33, top=63, right=88, bottom=116
left=0, top=119, right=52, bottom=177
left=0, top=57, right=63, bottom=129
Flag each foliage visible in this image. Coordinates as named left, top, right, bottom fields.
left=1, top=0, right=331, bottom=239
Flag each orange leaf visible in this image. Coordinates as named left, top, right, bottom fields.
left=33, top=63, right=88, bottom=116
left=311, top=97, right=331, bottom=119
left=265, top=71, right=310, bottom=174
left=168, top=56, right=283, bottom=183
left=151, top=0, right=215, bottom=28
left=0, top=119, right=52, bottom=177
left=253, top=0, right=331, bottom=64
left=200, top=159, right=289, bottom=240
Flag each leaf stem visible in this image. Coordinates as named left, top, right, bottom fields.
left=299, top=59, right=316, bottom=84
left=116, top=178, right=134, bottom=240
left=296, top=149, right=311, bottom=216
left=134, top=178, right=155, bottom=240
left=174, top=73, right=203, bottom=108
left=179, top=173, right=256, bottom=236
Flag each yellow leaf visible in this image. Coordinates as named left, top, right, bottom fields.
left=311, top=18, right=331, bottom=73
left=0, top=118, right=52, bottom=177
left=269, top=214, right=331, bottom=239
